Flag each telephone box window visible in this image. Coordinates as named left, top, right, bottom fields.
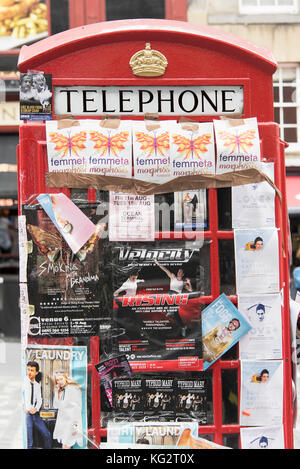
left=222, top=369, right=239, bottom=425
left=106, top=0, right=165, bottom=20
left=239, top=0, right=298, bottom=14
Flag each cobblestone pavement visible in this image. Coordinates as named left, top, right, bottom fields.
left=0, top=340, right=300, bottom=449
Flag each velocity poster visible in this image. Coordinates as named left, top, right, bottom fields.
left=23, top=345, right=88, bottom=450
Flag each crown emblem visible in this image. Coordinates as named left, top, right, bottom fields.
left=129, top=43, right=168, bottom=77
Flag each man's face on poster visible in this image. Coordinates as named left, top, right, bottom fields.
left=27, top=366, right=38, bottom=381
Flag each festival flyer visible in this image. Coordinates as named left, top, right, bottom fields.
left=214, top=118, right=261, bottom=174
left=174, top=189, right=207, bottom=231
left=109, top=192, right=155, bottom=242
left=202, top=293, right=252, bottom=370
left=170, top=122, right=215, bottom=177
left=46, top=119, right=132, bottom=177
left=23, top=345, right=88, bottom=450
left=175, top=377, right=207, bottom=425
left=240, top=360, right=283, bottom=426
left=107, top=421, right=199, bottom=446
left=95, top=355, right=133, bottom=407
left=20, top=72, right=52, bottom=121
left=240, top=425, right=285, bottom=449
left=144, top=377, right=176, bottom=421
left=238, top=294, right=282, bottom=360
left=133, top=120, right=173, bottom=184
left=37, top=193, right=97, bottom=254
left=23, top=202, right=110, bottom=337
left=112, top=377, right=144, bottom=421
left=232, top=162, right=275, bottom=229
left=234, top=228, right=280, bottom=295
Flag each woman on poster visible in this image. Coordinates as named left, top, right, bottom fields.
left=53, top=371, right=84, bottom=449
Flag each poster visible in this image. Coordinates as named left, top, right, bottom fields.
left=112, top=377, right=145, bottom=422
left=214, top=118, right=261, bottom=174
left=95, top=355, right=133, bottom=407
left=174, top=189, right=207, bottom=231
left=23, top=345, right=88, bottom=450
left=170, top=122, right=215, bottom=177
left=109, top=192, right=155, bottom=242
left=202, top=293, right=252, bottom=370
left=240, top=360, right=283, bottom=426
left=37, top=193, right=97, bottom=254
left=144, top=377, right=175, bottom=421
left=46, top=119, right=132, bottom=176
left=234, top=228, right=280, bottom=295
left=175, top=377, right=207, bottom=424
left=238, top=294, right=282, bottom=360
left=23, top=202, right=111, bottom=337
left=133, top=120, right=173, bottom=183
left=20, top=72, right=52, bottom=120
left=232, top=162, right=275, bottom=228
left=107, top=421, right=199, bottom=446
left=240, top=425, right=285, bottom=449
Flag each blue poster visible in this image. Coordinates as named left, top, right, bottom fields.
left=202, top=293, right=252, bottom=370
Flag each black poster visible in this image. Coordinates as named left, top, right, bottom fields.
left=24, top=202, right=112, bottom=337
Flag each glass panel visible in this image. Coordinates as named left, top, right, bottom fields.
left=281, top=67, right=297, bottom=82
left=283, top=107, right=297, bottom=124
left=242, top=0, right=257, bottom=5
left=284, top=127, right=298, bottom=142
left=261, top=0, right=275, bottom=5
left=274, top=107, right=280, bottom=123
left=278, top=0, right=294, bottom=5
left=222, top=369, right=239, bottom=425
left=219, top=240, right=236, bottom=296
left=106, top=0, right=165, bottom=20
left=217, top=188, right=232, bottom=230
left=283, top=86, right=296, bottom=103
left=50, top=0, right=69, bottom=34
left=221, top=343, right=238, bottom=361
left=223, top=434, right=240, bottom=449
left=273, top=86, right=279, bottom=103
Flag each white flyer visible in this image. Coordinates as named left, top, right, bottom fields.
left=232, top=162, right=275, bottom=228
left=46, top=119, right=132, bottom=177
left=240, top=425, right=285, bottom=449
left=240, top=360, right=283, bottom=426
left=133, top=120, right=173, bottom=183
left=109, top=191, right=155, bottom=241
left=214, top=117, right=261, bottom=174
left=234, top=228, right=280, bottom=294
left=238, top=294, right=282, bottom=360
left=170, top=122, right=215, bottom=177
left=18, top=215, right=28, bottom=283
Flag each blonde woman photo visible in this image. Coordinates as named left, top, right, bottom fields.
left=53, top=371, right=84, bottom=449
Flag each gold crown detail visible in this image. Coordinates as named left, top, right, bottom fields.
left=130, top=43, right=168, bottom=77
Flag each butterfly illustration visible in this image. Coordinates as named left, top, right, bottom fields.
left=90, top=131, right=129, bottom=157
left=49, top=131, right=87, bottom=158
left=135, top=131, right=169, bottom=158
left=172, top=133, right=212, bottom=160
left=218, top=129, right=257, bottom=154
left=27, top=224, right=62, bottom=262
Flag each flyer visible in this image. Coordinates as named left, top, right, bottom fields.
left=144, top=377, right=175, bottom=421
left=37, top=193, right=97, bottom=254
left=234, top=228, right=280, bottom=295
left=238, top=294, right=282, bottom=360
left=46, top=119, right=132, bottom=176
left=232, top=162, right=275, bottom=229
left=170, top=122, right=215, bottom=177
left=112, top=292, right=203, bottom=368
left=175, top=377, right=207, bottom=424
left=240, top=360, right=283, bottom=426
left=214, top=118, right=261, bottom=174
left=133, top=120, right=173, bottom=183
left=174, top=189, right=207, bottom=231
left=24, top=202, right=110, bottom=337
left=109, top=192, right=155, bottom=242
left=95, top=355, right=133, bottom=407
left=107, top=421, right=199, bottom=446
left=202, top=293, right=251, bottom=370
left=112, top=240, right=210, bottom=298
left=112, top=377, right=145, bottom=422
left=20, top=72, right=52, bottom=121
left=23, top=345, right=88, bottom=450
left=240, top=425, right=285, bottom=449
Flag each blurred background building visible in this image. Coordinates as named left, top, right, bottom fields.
left=0, top=0, right=299, bottom=337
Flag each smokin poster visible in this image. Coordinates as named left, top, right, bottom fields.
left=23, top=345, right=88, bottom=450
left=23, top=202, right=111, bottom=337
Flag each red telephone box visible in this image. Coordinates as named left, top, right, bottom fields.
left=18, top=19, right=293, bottom=449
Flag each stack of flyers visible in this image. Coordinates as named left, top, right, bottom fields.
left=202, top=293, right=252, bottom=370
left=112, top=377, right=144, bottom=422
